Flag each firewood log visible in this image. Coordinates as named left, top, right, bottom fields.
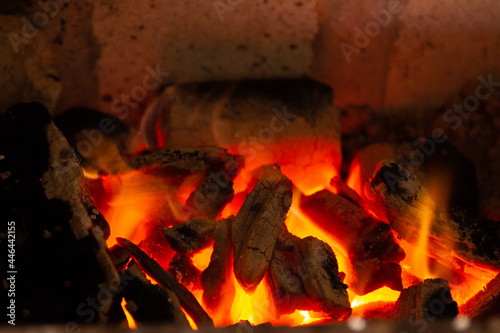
left=300, top=188, right=405, bottom=295
left=116, top=237, right=214, bottom=327
left=232, top=164, right=293, bottom=292
left=460, top=272, right=500, bottom=318
left=123, top=261, right=190, bottom=327
left=201, top=217, right=235, bottom=315
left=162, top=218, right=218, bottom=254
left=0, top=102, right=119, bottom=324
left=365, top=161, right=500, bottom=270
left=393, top=279, right=458, bottom=321
left=185, top=171, right=235, bottom=220
left=292, top=236, right=352, bottom=320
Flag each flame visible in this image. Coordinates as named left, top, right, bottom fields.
left=121, top=298, right=138, bottom=329
left=346, top=157, right=363, bottom=198
left=350, top=287, right=400, bottom=308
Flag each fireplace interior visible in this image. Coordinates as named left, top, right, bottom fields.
left=1, top=0, right=500, bottom=331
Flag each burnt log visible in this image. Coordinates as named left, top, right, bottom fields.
left=106, top=146, right=243, bottom=179
left=108, top=244, right=131, bottom=271
left=365, top=161, right=500, bottom=269
left=116, top=237, right=214, bottom=327
left=232, top=164, right=293, bottom=292
left=266, top=250, right=316, bottom=317
left=393, top=278, right=458, bottom=321
left=168, top=253, right=202, bottom=290
left=292, top=236, right=352, bottom=320
left=300, top=187, right=405, bottom=295
left=123, top=261, right=190, bottom=327
left=201, top=217, right=235, bottom=319
left=0, top=102, right=119, bottom=324
left=460, top=272, right=500, bottom=318
left=185, top=171, right=235, bottom=220
left=162, top=218, right=218, bottom=254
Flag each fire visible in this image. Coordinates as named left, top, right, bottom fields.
left=121, top=298, right=138, bottom=329
left=85, top=139, right=499, bottom=328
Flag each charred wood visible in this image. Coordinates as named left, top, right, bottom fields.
left=185, top=171, right=235, bottom=219
left=300, top=187, right=405, bottom=295
left=0, top=103, right=119, bottom=324
left=168, top=253, right=202, bottom=290
left=366, top=161, right=500, bottom=269
left=292, top=236, right=351, bottom=319
left=108, top=244, right=131, bottom=271
left=232, top=164, right=293, bottom=292
left=266, top=250, right=315, bottom=317
left=123, top=261, right=190, bottom=327
left=393, top=278, right=458, bottom=321
left=106, top=146, right=243, bottom=180
left=460, top=272, right=500, bottom=318
left=201, top=217, right=235, bottom=316
left=162, top=218, right=218, bottom=254
left=116, top=237, right=214, bottom=327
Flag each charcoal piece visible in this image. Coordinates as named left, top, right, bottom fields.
left=292, top=236, right=352, bottom=320
left=116, top=237, right=213, bottom=327
left=201, top=217, right=235, bottom=314
left=232, top=164, right=293, bottom=292
left=162, top=218, right=218, bottom=254
left=108, top=244, right=131, bottom=271
left=266, top=250, right=315, bottom=317
left=460, top=272, right=500, bottom=318
left=300, top=187, right=405, bottom=295
left=109, top=146, right=243, bottom=180
left=185, top=171, right=235, bottom=219
left=0, top=103, right=119, bottom=324
left=123, top=262, right=189, bottom=327
left=168, top=253, right=201, bottom=290
left=393, top=278, right=458, bottom=321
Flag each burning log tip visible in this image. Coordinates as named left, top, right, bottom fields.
left=116, top=237, right=214, bottom=327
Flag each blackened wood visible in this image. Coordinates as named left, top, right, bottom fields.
left=0, top=102, right=119, bottom=324
left=162, top=218, right=217, bottom=254
left=185, top=171, right=235, bottom=219
left=292, top=236, right=351, bottom=319
left=393, top=278, right=458, bottom=320
left=232, top=164, right=293, bottom=292
left=460, top=272, right=500, bottom=318
left=201, top=217, right=235, bottom=313
left=266, top=250, right=315, bottom=317
left=300, top=188, right=405, bottom=295
left=107, top=146, right=243, bottom=178
left=108, top=244, right=131, bottom=271
left=116, top=237, right=214, bottom=327
left=123, top=261, right=190, bottom=327
left=366, top=161, right=500, bottom=269
left=168, top=253, right=202, bottom=290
